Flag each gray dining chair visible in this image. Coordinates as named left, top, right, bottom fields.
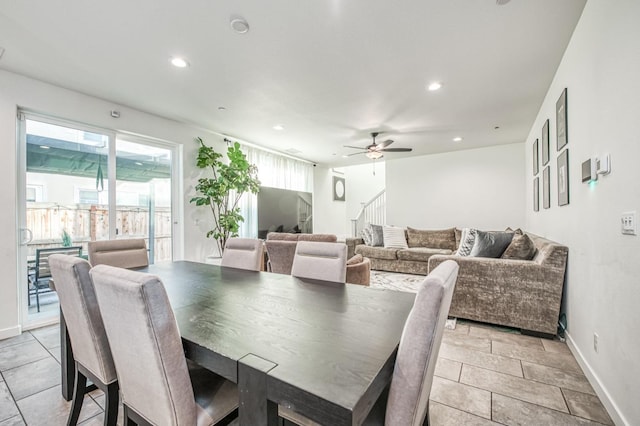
left=88, top=238, right=149, bottom=269
left=221, top=237, right=264, bottom=271
left=90, top=264, right=239, bottom=426
left=280, top=259, right=459, bottom=426
left=48, top=254, right=119, bottom=426
left=291, top=240, right=347, bottom=284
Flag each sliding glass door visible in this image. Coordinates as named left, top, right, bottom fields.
left=18, top=114, right=177, bottom=327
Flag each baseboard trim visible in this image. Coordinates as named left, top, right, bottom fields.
left=565, top=330, right=628, bottom=426
left=0, top=325, right=22, bottom=340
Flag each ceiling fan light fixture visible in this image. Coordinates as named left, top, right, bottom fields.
left=366, top=151, right=383, bottom=160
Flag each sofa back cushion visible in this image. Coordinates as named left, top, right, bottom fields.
left=298, top=233, right=337, bottom=242
left=266, top=232, right=299, bottom=241
left=407, top=227, right=456, bottom=251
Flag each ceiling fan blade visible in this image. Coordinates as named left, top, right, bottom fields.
left=343, top=145, right=367, bottom=150
left=347, top=151, right=369, bottom=156
left=376, top=139, right=394, bottom=149
left=380, top=147, right=412, bottom=152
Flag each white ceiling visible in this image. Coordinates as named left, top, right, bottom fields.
left=0, top=0, right=586, bottom=166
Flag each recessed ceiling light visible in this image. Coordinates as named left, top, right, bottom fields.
left=218, top=106, right=227, bottom=111
left=230, top=17, right=250, bottom=34
left=273, top=124, right=284, bottom=131
left=427, top=82, right=442, bottom=91
left=453, top=137, right=463, bottom=142
left=342, top=155, right=349, bottom=158
left=39, top=145, right=50, bottom=149
left=170, top=57, right=189, bottom=68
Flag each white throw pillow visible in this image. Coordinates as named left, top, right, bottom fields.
left=383, top=226, right=408, bottom=249
left=456, top=228, right=478, bottom=256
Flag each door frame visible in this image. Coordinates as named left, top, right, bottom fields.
left=16, top=111, right=183, bottom=330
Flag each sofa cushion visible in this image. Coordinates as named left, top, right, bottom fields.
left=298, top=233, right=337, bottom=242
left=383, top=226, right=409, bottom=249
left=456, top=228, right=478, bottom=257
left=407, top=227, right=456, bottom=250
left=397, top=248, right=453, bottom=262
left=501, top=233, right=537, bottom=260
left=355, top=245, right=399, bottom=260
left=470, top=231, right=514, bottom=258
left=347, top=254, right=364, bottom=265
left=267, top=232, right=299, bottom=241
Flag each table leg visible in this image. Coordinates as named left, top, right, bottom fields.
left=238, top=354, right=278, bottom=426
left=60, top=308, right=75, bottom=401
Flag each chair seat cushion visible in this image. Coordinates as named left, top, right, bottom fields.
left=397, top=247, right=453, bottom=262
left=355, top=245, right=398, bottom=260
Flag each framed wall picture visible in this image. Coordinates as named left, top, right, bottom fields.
left=333, top=176, right=345, bottom=201
left=542, top=119, right=550, bottom=166
left=533, top=139, right=539, bottom=175
left=533, top=177, right=539, bottom=212
left=556, top=88, right=568, bottom=151
left=557, top=149, right=569, bottom=206
left=543, top=166, right=550, bottom=209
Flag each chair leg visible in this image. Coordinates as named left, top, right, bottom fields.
left=123, top=406, right=137, bottom=426
left=35, top=287, right=41, bottom=313
left=67, top=367, right=87, bottom=426
left=103, top=382, right=119, bottom=426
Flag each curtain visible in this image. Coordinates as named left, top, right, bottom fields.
left=238, top=144, right=313, bottom=238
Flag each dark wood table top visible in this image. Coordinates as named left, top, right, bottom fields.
left=141, top=261, right=416, bottom=425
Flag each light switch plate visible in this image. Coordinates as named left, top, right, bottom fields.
left=621, top=211, right=637, bottom=235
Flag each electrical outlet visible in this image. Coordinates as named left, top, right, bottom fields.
left=593, top=332, right=599, bottom=353
left=621, top=211, right=637, bottom=235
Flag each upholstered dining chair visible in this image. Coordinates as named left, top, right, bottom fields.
left=280, top=259, right=459, bottom=426
left=48, top=254, right=119, bottom=426
left=90, top=264, right=239, bottom=426
left=221, top=237, right=264, bottom=271
left=88, top=238, right=149, bottom=269
left=291, top=241, right=348, bottom=284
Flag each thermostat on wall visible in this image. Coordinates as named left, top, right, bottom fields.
left=582, top=157, right=597, bottom=183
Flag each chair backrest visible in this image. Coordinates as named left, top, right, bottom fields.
left=48, top=255, right=116, bottom=385
left=90, top=265, right=197, bottom=425
left=385, top=260, right=459, bottom=426
left=265, top=240, right=298, bottom=274
left=88, top=239, right=149, bottom=269
left=221, top=238, right=263, bottom=271
left=35, top=246, right=83, bottom=281
left=291, top=241, right=347, bottom=283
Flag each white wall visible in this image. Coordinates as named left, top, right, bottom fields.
left=525, top=2, right=640, bottom=424
left=312, top=166, right=348, bottom=238
left=0, top=69, right=222, bottom=337
left=386, top=143, right=525, bottom=230
left=345, top=162, right=386, bottom=227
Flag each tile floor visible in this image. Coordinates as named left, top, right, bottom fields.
left=0, top=321, right=614, bottom=425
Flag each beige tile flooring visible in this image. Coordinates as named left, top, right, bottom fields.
left=0, top=322, right=614, bottom=425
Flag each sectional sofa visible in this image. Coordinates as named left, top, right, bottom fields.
left=346, top=228, right=568, bottom=335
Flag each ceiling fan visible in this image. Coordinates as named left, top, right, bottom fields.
left=344, top=132, right=412, bottom=159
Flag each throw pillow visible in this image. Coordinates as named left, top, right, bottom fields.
left=347, top=254, right=364, bottom=265
left=505, top=227, right=523, bottom=235
left=383, top=226, right=409, bottom=249
left=370, top=224, right=384, bottom=247
left=501, top=233, right=537, bottom=260
left=456, top=228, right=478, bottom=257
left=470, top=230, right=514, bottom=258
left=406, top=227, right=456, bottom=250
left=361, top=227, right=373, bottom=246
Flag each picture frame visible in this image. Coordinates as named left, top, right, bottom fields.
left=332, top=176, right=345, bottom=201
left=556, top=88, right=568, bottom=151
left=533, top=139, right=539, bottom=175
left=543, top=166, right=550, bottom=209
left=533, top=177, right=539, bottom=212
left=557, top=149, right=569, bottom=206
left=542, top=119, right=550, bottom=166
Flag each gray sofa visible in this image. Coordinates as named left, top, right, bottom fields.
left=347, top=230, right=568, bottom=335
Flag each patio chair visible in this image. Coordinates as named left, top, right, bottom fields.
left=29, top=246, right=82, bottom=312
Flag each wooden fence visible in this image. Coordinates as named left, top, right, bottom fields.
left=26, top=203, right=172, bottom=262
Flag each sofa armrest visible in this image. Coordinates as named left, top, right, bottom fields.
left=428, top=254, right=566, bottom=335
left=346, top=237, right=364, bottom=259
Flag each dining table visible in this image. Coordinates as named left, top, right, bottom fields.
left=57, top=260, right=416, bottom=425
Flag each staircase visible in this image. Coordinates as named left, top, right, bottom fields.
left=298, top=196, right=313, bottom=233
left=351, top=190, right=385, bottom=237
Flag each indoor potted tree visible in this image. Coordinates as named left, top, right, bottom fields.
left=190, top=137, right=260, bottom=255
